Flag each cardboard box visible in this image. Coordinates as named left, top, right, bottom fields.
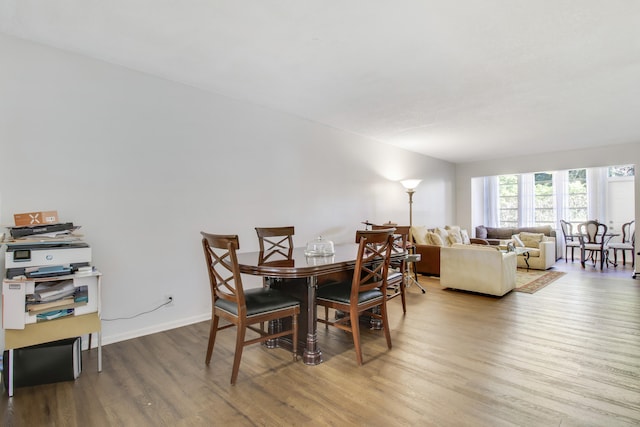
left=13, top=211, right=59, bottom=226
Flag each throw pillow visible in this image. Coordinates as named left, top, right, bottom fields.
left=460, top=229, right=471, bottom=245
left=512, top=234, right=525, bottom=247
left=445, top=225, right=463, bottom=244
left=519, top=232, right=544, bottom=249
left=435, top=227, right=451, bottom=247
left=475, top=225, right=488, bottom=239
left=426, top=231, right=444, bottom=246
left=411, top=226, right=428, bottom=245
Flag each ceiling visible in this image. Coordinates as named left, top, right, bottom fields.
left=2, top=1, right=639, bottom=163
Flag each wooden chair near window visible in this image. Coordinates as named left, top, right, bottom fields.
left=316, top=228, right=394, bottom=365
left=577, top=221, right=609, bottom=270
left=201, top=232, right=300, bottom=384
left=372, top=224, right=409, bottom=313
left=560, top=219, right=581, bottom=262
left=607, top=220, right=635, bottom=267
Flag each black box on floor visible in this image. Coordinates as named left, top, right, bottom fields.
left=3, top=337, right=82, bottom=390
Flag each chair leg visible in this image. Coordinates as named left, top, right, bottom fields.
left=291, top=314, right=298, bottom=361
left=350, top=308, right=364, bottom=365
left=399, top=280, right=407, bottom=313
left=205, top=315, right=220, bottom=365
left=324, top=306, right=329, bottom=328
left=380, top=302, right=392, bottom=350
left=230, top=325, right=246, bottom=385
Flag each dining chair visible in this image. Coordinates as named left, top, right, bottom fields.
left=201, top=232, right=300, bottom=384
left=577, top=221, right=609, bottom=269
left=372, top=224, right=409, bottom=313
left=316, top=228, right=394, bottom=365
left=255, top=226, right=295, bottom=262
left=255, top=226, right=295, bottom=290
left=607, top=220, right=635, bottom=267
left=560, top=220, right=581, bottom=262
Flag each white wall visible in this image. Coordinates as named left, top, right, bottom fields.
left=0, top=34, right=456, bottom=350
left=455, top=143, right=640, bottom=251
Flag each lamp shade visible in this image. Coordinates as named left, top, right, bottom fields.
left=400, top=179, right=422, bottom=190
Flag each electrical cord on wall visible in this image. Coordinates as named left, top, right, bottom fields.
left=102, top=297, right=173, bottom=321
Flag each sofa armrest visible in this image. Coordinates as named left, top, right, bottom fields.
left=538, top=240, right=556, bottom=268
left=469, top=238, right=490, bottom=245
left=413, top=244, right=441, bottom=276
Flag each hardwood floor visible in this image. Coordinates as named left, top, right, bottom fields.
left=2, top=260, right=639, bottom=426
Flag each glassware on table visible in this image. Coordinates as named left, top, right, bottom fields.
left=304, top=236, right=335, bottom=256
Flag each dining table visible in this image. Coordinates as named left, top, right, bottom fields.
left=235, top=242, right=406, bottom=365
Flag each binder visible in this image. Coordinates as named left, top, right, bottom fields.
left=3, top=337, right=82, bottom=390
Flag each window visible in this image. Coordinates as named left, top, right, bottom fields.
left=608, top=165, right=635, bottom=177
left=498, top=175, right=518, bottom=227
left=534, top=173, right=554, bottom=227
left=484, top=165, right=633, bottom=231
left=567, top=169, right=587, bottom=224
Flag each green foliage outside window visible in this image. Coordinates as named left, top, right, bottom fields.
left=608, top=165, right=635, bottom=177
left=499, top=175, right=518, bottom=227
left=497, top=169, right=590, bottom=227
left=496, top=165, right=631, bottom=228
left=535, top=173, right=554, bottom=227
left=567, top=169, right=587, bottom=224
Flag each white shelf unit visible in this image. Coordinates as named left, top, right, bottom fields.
left=2, top=271, right=102, bottom=397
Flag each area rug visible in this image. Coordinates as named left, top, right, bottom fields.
left=515, top=269, right=566, bottom=293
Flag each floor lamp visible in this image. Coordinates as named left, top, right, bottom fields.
left=401, top=179, right=426, bottom=293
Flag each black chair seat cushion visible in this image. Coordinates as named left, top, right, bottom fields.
left=215, top=288, right=299, bottom=317
left=317, top=281, right=383, bottom=304
left=387, top=271, right=403, bottom=282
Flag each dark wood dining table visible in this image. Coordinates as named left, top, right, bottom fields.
left=235, top=243, right=406, bottom=365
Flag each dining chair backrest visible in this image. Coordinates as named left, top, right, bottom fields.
left=560, top=219, right=575, bottom=242
left=371, top=224, right=410, bottom=312
left=201, top=233, right=245, bottom=314
left=353, top=229, right=395, bottom=298
left=621, top=220, right=635, bottom=245
left=372, top=224, right=409, bottom=254
left=255, top=226, right=294, bottom=263
left=578, top=220, right=608, bottom=245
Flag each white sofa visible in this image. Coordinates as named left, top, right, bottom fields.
left=511, top=233, right=556, bottom=270
left=440, top=244, right=517, bottom=296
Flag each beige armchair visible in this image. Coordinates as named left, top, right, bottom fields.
left=511, top=232, right=556, bottom=270
left=440, top=244, right=517, bottom=296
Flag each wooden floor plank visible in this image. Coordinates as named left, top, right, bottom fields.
left=1, top=261, right=639, bottom=426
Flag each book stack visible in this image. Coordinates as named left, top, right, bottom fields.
left=25, top=280, right=89, bottom=322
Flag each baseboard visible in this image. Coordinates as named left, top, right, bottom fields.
left=98, top=312, right=211, bottom=348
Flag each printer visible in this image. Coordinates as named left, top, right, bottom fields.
left=5, top=242, right=91, bottom=279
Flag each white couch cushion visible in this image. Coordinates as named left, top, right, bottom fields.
left=411, top=226, right=429, bottom=245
